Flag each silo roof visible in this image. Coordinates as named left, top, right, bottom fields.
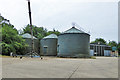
left=43, top=34, right=58, bottom=39
left=63, top=27, right=85, bottom=34
left=21, top=33, right=37, bottom=39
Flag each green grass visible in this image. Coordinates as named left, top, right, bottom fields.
left=0, top=54, right=11, bottom=58
left=90, top=56, right=96, bottom=59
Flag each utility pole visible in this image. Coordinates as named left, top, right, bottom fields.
left=27, top=0, right=34, bottom=57
left=27, top=0, right=41, bottom=58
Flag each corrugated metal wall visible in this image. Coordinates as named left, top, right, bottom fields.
left=24, top=38, right=39, bottom=54
left=58, top=33, right=90, bottom=57
left=40, top=38, right=57, bottom=56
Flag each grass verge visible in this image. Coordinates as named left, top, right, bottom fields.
left=90, top=56, right=96, bottom=59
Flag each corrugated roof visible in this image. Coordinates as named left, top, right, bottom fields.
left=90, top=42, right=111, bottom=47
left=43, top=34, right=58, bottom=39
left=21, top=33, right=37, bottom=39
left=63, top=27, right=85, bottom=34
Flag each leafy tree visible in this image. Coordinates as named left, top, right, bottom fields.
left=1, top=16, right=28, bottom=55
left=108, top=41, right=117, bottom=47
left=117, top=42, right=120, bottom=49
left=0, top=42, right=11, bottom=55
left=91, top=38, right=107, bottom=44
left=118, top=43, right=120, bottom=55
left=23, top=24, right=47, bottom=39
left=23, top=24, right=61, bottom=39
left=47, top=29, right=60, bottom=36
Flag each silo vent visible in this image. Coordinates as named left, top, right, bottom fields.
left=72, top=26, right=75, bottom=28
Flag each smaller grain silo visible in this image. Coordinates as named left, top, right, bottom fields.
left=40, top=34, right=58, bottom=56
left=21, top=33, right=39, bottom=54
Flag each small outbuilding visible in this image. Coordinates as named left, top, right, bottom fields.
left=21, top=33, right=39, bottom=54
left=57, top=26, right=90, bottom=58
left=90, top=42, right=111, bottom=56
left=40, top=34, right=58, bottom=56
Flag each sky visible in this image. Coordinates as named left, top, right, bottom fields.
left=0, top=0, right=119, bottom=42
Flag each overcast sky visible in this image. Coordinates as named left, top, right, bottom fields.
left=0, top=0, right=118, bottom=42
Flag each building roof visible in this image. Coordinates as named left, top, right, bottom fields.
left=63, top=27, right=85, bottom=34
left=90, top=42, right=106, bottom=45
left=43, top=34, right=58, bottom=39
left=21, top=33, right=37, bottom=39
left=90, top=42, right=111, bottom=47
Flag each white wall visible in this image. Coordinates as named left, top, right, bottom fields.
left=90, top=50, right=94, bottom=56
left=104, top=50, right=111, bottom=56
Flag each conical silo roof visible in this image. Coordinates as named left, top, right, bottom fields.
left=43, top=34, right=58, bottom=39
left=63, top=27, right=85, bottom=34
left=21, top=33, right=37, bottom=39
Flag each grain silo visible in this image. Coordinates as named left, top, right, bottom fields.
left=40, top=34, right=58, bottom=56
left=21, top=33, right=39, bottom=54
left=57, top=26, right=90, bottom=58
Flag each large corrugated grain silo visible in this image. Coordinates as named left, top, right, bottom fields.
left=21, top=33, right=39, bottom=54
left=40, top=34, right=58, bottom=56
left=57, top=27, right=90, bottom=58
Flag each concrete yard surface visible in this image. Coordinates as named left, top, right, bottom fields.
left=2, top=57, right=118, bottom=78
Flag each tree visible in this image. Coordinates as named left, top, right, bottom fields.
left=23, top=24, right=61, bottom=39
left=23, top=24, right=48, bottom=39
left=91, top=38, right=107, bottom=44
left=47, top=29, right=60, bottom=36
left=117, top=42, right=120, bottom=49
left=1, top=16, right=28, bottom=55
left=108, top=41, right=117, bottom=47
left=118, top=42, right=120, bottom=55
